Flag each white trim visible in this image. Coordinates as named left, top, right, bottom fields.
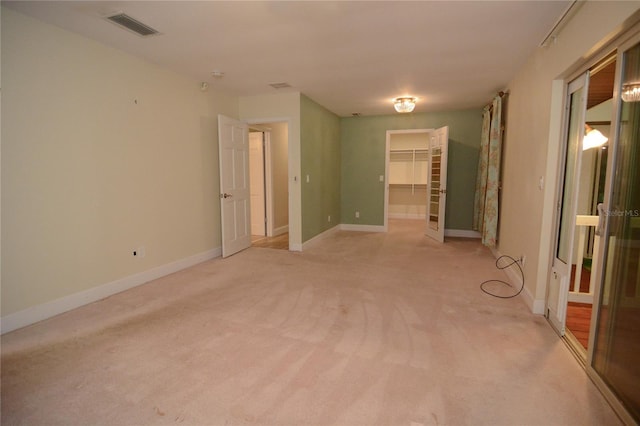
left=568, top=292, right=594, bottom=304
left=339, top=224, right=386, bottom=233
left=301, top=225, right=341, bottom=250
left=384, top=133, right=390, bottom=231
left=264, top=131, right=275, bottom=237
left=289, top=243, right=302, bottom=252
left=444, top=229, right=481, bottom=238
left=1, top=247, right=221, bottom=334
left=522, top=286, right=547, bottom=315
left=384, top=129, right=434, bottom=232
left=273, top=225, right=289, bottom=237
left=490, top=247, right=545, bottom=314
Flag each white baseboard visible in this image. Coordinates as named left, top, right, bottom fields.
left=489, top=247, right=545, bottom=315
left=568, top=292, right=594, bottom=304
left=1, top=247, right=222, bottom=334
left=339, top=224, right=386, bottom=232
left=302, top=225, right=340, bottom=250
left=445, top=229, right=481, bottom=238
left=521, top=285, right=546, bottom=315
left=273, top=225, right=289, bottom=237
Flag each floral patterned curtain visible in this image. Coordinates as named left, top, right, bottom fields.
left=473, top=96, right=503, bottom=247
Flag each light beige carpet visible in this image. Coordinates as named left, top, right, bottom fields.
left=1, top=220, right=620, bottom=425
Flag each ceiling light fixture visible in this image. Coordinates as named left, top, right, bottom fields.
left=621, top=83, right=640, bottom=102
left=583, top=125, right=608, bottom=150
left=393, top=97, right=417, bottom=113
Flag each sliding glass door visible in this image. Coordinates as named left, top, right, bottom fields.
left=590, top=38, right=640, bottom=422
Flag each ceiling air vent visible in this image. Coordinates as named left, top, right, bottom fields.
left=106, top=13, right=159, bottom=37
left=269, top=82, right=292, bottom=89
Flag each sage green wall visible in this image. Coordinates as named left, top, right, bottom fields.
left=300, top=95, right=341, bottom=242
left=341, top=110, right=483, bottom=229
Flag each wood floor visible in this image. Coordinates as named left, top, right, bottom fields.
left=251, top=232, right=289, bottom=250
left=566, top=302, right=592, bottom=350
left=567, top=264, right=593, bottom=350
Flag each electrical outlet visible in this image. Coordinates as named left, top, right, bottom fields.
left=355, top=211, right=360, bottom=218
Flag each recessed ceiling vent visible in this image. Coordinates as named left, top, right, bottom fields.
left=269, top=82, right=292, bottom=89
left=106, top=13, right=159, bottom=37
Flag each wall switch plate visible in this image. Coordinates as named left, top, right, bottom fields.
left=306, top=175, right=310, bottom=183
left=379, top=175, right=384, bottom=182
left=328, top=215, right=331, bottom=222
left=355, top=211, right=360, bottom=218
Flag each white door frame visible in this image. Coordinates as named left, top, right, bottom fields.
left=384, top=129, right=432, bottom=232
left=547, top=73, right=589, bottom=336
left=248, top=129, right=275, bottom=237
left=247, top=118, right=292, bottom=247
left=249, top=131, right=267, bottom=236
left=263, top=131, right=275, bottom=237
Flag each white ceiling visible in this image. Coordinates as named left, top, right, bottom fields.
left=5, top=1, right=571, bottom=117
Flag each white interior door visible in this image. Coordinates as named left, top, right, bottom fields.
left=547, top=72, right=589, bottom=335
left=426, top=126, right=449, bottom=242
left=218, top=114, right=251, bottom=258
left=249, top=132, right=266, bottom=236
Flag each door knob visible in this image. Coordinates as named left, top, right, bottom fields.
left=220, top=193, right=233, bottom=199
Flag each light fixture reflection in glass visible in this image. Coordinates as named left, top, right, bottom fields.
left=393, top=97, right=417, bottom=113
left=621, top=83, right=640, bottom=102
left=583, top=125, right=609, bottom=150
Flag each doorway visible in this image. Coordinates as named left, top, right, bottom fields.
left=387, top=131, right=430, bottom=221
left=385, top=127, right=449, bottom=242
left=548, top=55, right=615, bottom=358
left=248, top=122, right=289, bottom=250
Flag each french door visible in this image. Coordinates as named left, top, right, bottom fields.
left=425, top=126, right=449, bottom=242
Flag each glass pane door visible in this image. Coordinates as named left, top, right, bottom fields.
left=547, top=73, right=588, bottom=335
left=425, top=126, right=448, bottom=243
left=428, top=145, right=441, bottom=231
left=591, top=40, right=640, bottom=422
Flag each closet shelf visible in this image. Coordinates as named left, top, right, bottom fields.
left=389, top=146, right=429, bottom=194
left=389, top=183, right=427, bottom=188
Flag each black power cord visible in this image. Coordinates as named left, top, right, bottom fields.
left=480, top=255, right=525, bottom=299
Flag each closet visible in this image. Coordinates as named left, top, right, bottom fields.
left=388, top=132, right=429, bottom=219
